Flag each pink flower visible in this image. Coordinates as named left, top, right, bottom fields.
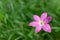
left=29, top=13, right=52, bottom=33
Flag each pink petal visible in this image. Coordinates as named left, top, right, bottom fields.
left=33, top=15, right=40, bottom=21
left=35, top=25, right=42, bottom=33
left=44, top=16, right=52, bottom=23
left=42, top=24, right=51, bottom=32
left=29, top=21, right=38, bottom=27
left=41, top=12, right=47, bottom=20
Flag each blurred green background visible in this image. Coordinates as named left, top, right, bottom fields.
left=0, top=0, right=60, bottom=40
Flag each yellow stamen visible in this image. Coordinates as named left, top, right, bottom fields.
left=38, top=20, right=44, bottom=26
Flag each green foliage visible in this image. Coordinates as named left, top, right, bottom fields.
left=0, top=0, right=60, bottom=40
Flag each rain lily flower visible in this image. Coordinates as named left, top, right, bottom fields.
left=29, top=13, right=52, bottom=33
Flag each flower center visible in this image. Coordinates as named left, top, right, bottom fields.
left=38, top=20, right=44, bottom=26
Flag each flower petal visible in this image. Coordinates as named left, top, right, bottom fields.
left=35, top=25, right=42, bottom=33
left=44, top=16, right=52, bottom=23
left=41, top=12, right=47, bottom=20
left=43, top=24, right=51, bottom=32
left=33, top=15, right=40, bottom=21
left=29, top=21, right=38, bottom=27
